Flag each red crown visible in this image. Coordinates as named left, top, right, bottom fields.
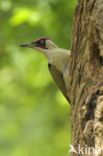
left=34, top=37, right=51, bottom=42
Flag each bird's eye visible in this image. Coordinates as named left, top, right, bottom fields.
left=40, top=39, right=44, bottom=44
left=35, top=38, right=47, bottom=49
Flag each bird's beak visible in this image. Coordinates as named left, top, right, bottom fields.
left=20, top=42, right=37, bottom=48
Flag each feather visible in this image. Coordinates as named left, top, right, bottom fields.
left=48, top=63, right=70, bottom=103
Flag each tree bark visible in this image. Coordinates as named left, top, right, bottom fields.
left=68, top=0, right=103, bottom=155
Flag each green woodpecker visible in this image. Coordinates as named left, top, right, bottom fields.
left=20, top=37, right=70, bottom=103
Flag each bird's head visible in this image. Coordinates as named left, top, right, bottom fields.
left=20, top=37, right=58, bottom=53
left=20, top=37, right=70, bottom=72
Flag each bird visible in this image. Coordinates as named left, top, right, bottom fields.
left=20, top=37, right=71, bottom=103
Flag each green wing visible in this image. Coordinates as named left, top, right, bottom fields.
left=48, top=64, right=70, bottom=103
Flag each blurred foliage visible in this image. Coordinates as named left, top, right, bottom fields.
left=0, top=0, right=77, bottom=156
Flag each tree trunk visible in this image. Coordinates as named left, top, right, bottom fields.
left=68, top=0, right=103, bottom=155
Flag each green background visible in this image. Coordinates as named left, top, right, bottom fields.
left=0, top=0, right=77, bottom=156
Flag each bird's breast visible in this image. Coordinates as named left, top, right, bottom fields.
left=51, top=56, right=67, bottom=73
left=46, top=48, right=69, bottom=73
